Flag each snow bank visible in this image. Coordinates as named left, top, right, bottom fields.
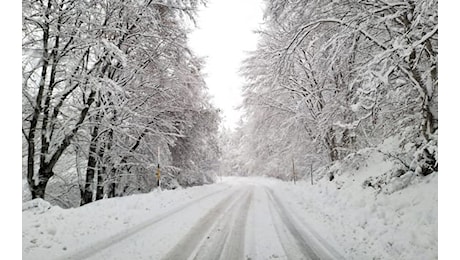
left=266, top=135, right=438, bottom=259
left=22, top=182, right=232, bottom=260
left=22, top=198, right=54, bottom=214
left=269, top=173, right=437, bottom=259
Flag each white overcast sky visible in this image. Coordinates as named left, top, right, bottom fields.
left=188, top=0, right=264, bottom=129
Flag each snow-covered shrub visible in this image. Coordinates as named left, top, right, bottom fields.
left=312, top=125, right=438, bottom=195
left=361, top=128, right=437, bottom=194
left=314, top=148, right=373, bottom=184
left=45, top=176, right=81, bottom=208
left=176, top=167, right=216, bottom=188
left=22, top=198, right=54, bottom=214
left=362, top=167, right=413, bottom=194
left=410, top=132, right=438, bottom=177
left=160, top=166, right=181, bottom=190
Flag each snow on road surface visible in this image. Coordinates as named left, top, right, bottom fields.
left=23, top=177, right=344, bottom=260
left=23, top=175, right=437, bottom=259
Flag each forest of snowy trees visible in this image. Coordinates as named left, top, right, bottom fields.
left=222, top=0, right=438, bottom=182
left=21, top=1, right=439, bottom=259
left=22, top=0, right=438, bottom=208
left=22, top=0, right=220, bottom=207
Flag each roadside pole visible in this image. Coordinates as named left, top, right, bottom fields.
left=292, top=158, right=296, bottom=184
left=156, top=147, right=161, bottom=190
left=310, top=164, right=313, bottom=185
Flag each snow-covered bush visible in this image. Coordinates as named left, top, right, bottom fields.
left=410, top=132, right=438, bottom=177
left=310, top=125, right=437, bottom=196
left=22, top=198, right=54, bottom=214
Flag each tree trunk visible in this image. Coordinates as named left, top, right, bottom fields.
left=30, top=168, right=54, bottom=199
left=95, top=142, right=105, bottom=201
left=403, top=11, right=436, bottom=141
left=81, top=141, right=98, bottom=205
left=108, top=182, right=117, bottom=198
left=325, top=127, right=338, bottom=162
left=81, top=110, right=101, bottom=206
left=26, top=0, right=52, bottom=200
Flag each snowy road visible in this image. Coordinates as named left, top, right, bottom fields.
left=23, top=170, right=439, bottom=260
left=42, top=178, right=343, bottom=260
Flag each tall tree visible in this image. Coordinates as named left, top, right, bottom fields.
left=23, top=0, right=100, bottom=199
left=237, top=0, right=437, bottom=178
left=23, top=0, right=222, bottom=205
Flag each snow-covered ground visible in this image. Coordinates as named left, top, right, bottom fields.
left=23, top=172, right=437, bottom=259
left=271, top=173, right=437, bottom=259
left=23, top=178, right=341, bottom=260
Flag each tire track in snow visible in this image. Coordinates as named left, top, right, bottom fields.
left=161, top=186, right=253, bottom=260
left=219, top=187, right=253, bottom=259
left=192, top=186, right=254, bottom=260
left=266, top=187, right=345, bottom=260
left=265, top=188, right=320, bottom=260
left=56, top=186, right=236, bottom=260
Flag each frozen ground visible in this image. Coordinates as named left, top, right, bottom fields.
left=23, top=172, right=437, bottom=259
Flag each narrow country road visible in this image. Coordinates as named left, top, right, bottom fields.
left=57, top=179, right=344, bottom=260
